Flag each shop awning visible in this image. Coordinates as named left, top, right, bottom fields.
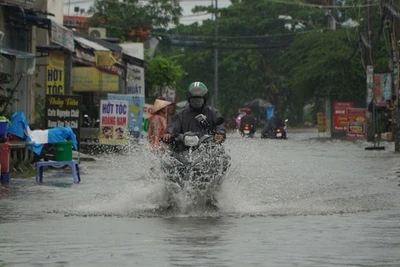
left=25, top=14, right=51, bottom=30
left=122, top=53, right=146, bottom=68
left=50, top=21, right=74, bottom=52
left=0, top=47, right=36, bottom=75
left=74, top=36, right=110, bottom=51
left=0, top=47, right=35, bottom=59
left=74, top=32, right=122, bottom=52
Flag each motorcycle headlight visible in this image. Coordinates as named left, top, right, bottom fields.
left=184, top=135, right=200, bottom=147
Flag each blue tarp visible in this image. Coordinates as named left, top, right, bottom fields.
left=266, top=106, right=275, bottom=120
left=7, top=111, right=78, bottom=155
left=7, top=111, right=29, bottom=139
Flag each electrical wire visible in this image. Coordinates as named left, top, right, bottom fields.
left=64, top=0, right=379, bottom=8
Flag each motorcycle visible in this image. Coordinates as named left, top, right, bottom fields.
left=161, top=114, right=231, bottom=210
left=261, top=119, right=288, bottom=139
left=240, top=124, right=255, bottom=138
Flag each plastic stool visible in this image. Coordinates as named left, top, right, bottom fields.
left=35, top=160, right=81, bottom=184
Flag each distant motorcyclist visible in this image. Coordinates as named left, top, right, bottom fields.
left=239, top=110, right=257, bottom=135
left=163, top=81, right=225, bottom=142
left=265, top=111, right=284, bottom=133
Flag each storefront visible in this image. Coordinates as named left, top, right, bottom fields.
left=72, top=35, right=124, bottom=120
left=0, top=2, right=41, bottom=119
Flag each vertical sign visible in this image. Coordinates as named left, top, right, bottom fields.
left=392, top=50, right=399, bottom=99
left=346, top=108, right=367, bottom=139
left=107, top=93, right=144, bottom=136
left=126, top=63, right=145, bottom=96
left=366, top=65, right=373, bottom=106
left=333, top=102, right=354, bottom=132
left=99, top=99, right=129, bottom=145
left=142, top=103, right=153, bottom=138
left=317, top=112, right=326, bottom=133
left=45, top=95, right=82, bottom=143
left=381, top=73, right=392, bottom=101
left=373, top=74, right=392, bottom=106
left=46, top=68, right=64, bottom=95
left=46, top=51, right=65, bottom=95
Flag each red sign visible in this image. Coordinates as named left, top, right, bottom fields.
left=346, top=108, right=367, bottom=138
left=333, top=102, right=354, bottom=132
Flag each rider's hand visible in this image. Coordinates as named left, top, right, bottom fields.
left=214, top=133, right=224, bottom=142
left=162, top=133, right=172, bottom=142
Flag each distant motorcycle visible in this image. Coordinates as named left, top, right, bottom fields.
left=261, top=119, right=288, bottom=139
left=240, top=124, right=255, bottom=138
left=161, top=115, right=231, bottom=210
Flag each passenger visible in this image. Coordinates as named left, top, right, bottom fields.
left=265, top=111, right=283, bottom=133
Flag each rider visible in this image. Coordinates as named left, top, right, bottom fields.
left=163, top=81, right=225, bottom=142
left=239, top=109, right=257, bottom=135
left=265, top=110, right=284, bottom=134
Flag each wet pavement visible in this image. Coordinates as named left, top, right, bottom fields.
left=0, top=128, right=399, bottom=266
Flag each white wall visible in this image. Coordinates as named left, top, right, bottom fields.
left=35, top=0, right=63, bottom=24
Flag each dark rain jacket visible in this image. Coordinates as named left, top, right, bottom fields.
left=168, top=105, right=226, bottom=136
left=240, top=115, right=257, bottom=129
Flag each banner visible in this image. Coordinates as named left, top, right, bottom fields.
left=333, top=102, right=354, bottom=132
left=72, top=67, right=119, bottom=92
left=45, top=95, right=82, bottom=142
left=126, top=63, right=145, bottom=96
left=317, top=112, right=326, bottom=133
left=142, top=103, right=153, bottom=137
left=46, top=67, right=64, bottom=95
left=107, top=94, right=144, bottom=136
left=373, top=73, right=392, bottom=106
left=99, top=99, right=129, bottom=145
left=95, top=51, right=116, bottom=67
left=51, top=21, right=74, bottom=52
left=366, top=65, right=373, bottom=105
left=48, top=51, right=64, bottom=70
left=346, top=108, right=367, bottom=139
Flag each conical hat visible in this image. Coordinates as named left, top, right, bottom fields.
left=152, top=99, right=172, bottom=114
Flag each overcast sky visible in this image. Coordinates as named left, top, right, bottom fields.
left=63, top=0, right=232, bottom=24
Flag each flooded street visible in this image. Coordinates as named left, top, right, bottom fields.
left=1, top=129, right=400, bottom=266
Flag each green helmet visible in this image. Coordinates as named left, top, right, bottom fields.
left=187, top=81, right=209, bottom=100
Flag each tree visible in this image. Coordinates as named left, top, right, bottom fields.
left=87, top=0, right=182, bottom=41
left=145, top=55, right=187, bottom=99
left=164, top=0, right=328, bottom=117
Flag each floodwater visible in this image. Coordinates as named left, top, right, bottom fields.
left=1, top=128, right=400, bottom=267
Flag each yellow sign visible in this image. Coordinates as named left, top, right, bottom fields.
left=317, top=112, right=326, bottom=133
left=95, top=51, right=116, bottom=67
left=49, top=51, right=64, bottom=70
left=72, top=67, right=119, bottom=92
left=46, top=67, right=64, bottom=95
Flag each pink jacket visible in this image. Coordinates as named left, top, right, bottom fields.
left=147, top=114, right=167, bottom=147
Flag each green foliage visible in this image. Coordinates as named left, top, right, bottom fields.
left=166, top=0, right=331, bottom=116
left=145, top=56, right=187, bottom=98
left=87, top=0, right=182, bottom=40
left=85, top=0, right=389, bottom=126
left=34, top=94, right=46, bottom=128
left=0, top=85, right=19, bottom=118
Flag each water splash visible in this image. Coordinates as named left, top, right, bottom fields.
left=51, top=135, right=400, bottom=218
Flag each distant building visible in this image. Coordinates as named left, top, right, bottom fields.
left=63, top=15, right=90, bottom=33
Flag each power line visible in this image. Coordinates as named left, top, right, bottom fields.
left=154, top=28, right=338, bottom=40
left=64, top=0, right=378, bottom=8
left=63, top=0, right=231, bottom=5
left=262, top=0, right=379, bottom=9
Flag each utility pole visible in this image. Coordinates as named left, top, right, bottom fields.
left=366, top=0, right=378, bottom=147
left=214, top=0, right=219, bottom=110
left=392, top=0, right=400, bottom=151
